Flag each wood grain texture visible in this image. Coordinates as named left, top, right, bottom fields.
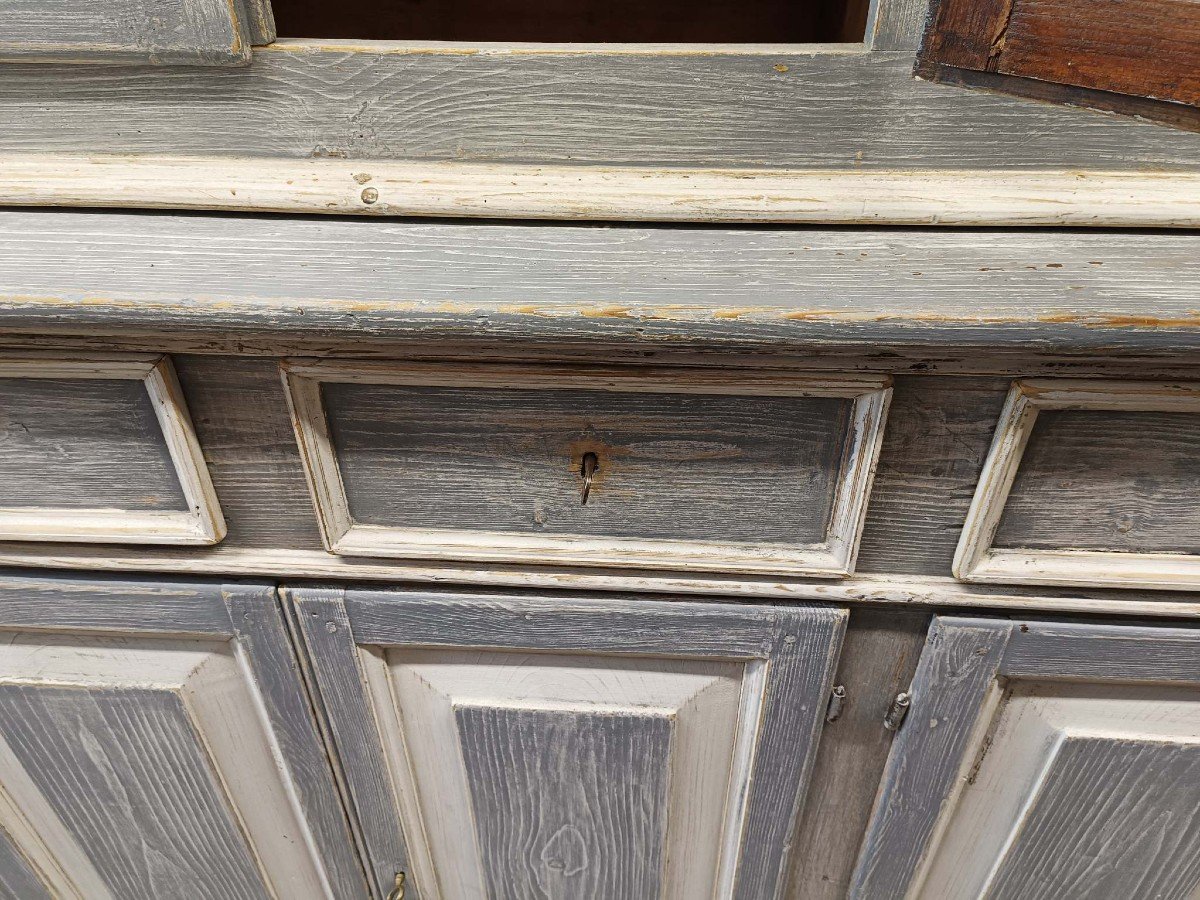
left=0, top=685, right=270, bottom=899
left=0, top=377, right=186, bottom=511
left=849, top=617, right=1011, bottom=899
left=457, top=706, right=670, bottom=900
left=322, top=381, right=847, bottom=544
left=0, top=827, right=50, bottom=900
left=785, top=608, right=931, bottom=900
left=1001, top=619, right=1200, bottom=684
left=291, top=587, right=846, bottom=900
left=4, top=212, right=1200, bottom=353
left=998, top=0, right=1200, bottom=106
left=867, top=0, right=929, bottom=48
left=225, top=585, right=368, bottom=899
left=994, top=409, right=1200, bottom=554
left=0, top=44, right=1196, bottom=172
left=0, top=0, right=252, bottom=66
left=985, top=736, right=1200, bottom=899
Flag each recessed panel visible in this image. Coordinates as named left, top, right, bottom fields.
left=285, top=362, right=892, bottom=575
left=457, top=705, right=672, bottom=900
left=993, top=409, right=1200, bottom=555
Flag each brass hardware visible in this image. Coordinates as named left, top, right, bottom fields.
left=825, top=684, right=846, bottom=723
left=385, top=872, right=406, bottom=900
left=580, top=452, right=600, bottom=505
left=884, top=691, right=911, bottom=732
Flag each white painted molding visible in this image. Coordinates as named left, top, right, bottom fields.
left=3, top=154, right=1200, bottom=226
left=281, top=360, right=892, bottom=577
left=0, top=354, right=225, bottom=545
left=954, top=378, right=1200, bottom=591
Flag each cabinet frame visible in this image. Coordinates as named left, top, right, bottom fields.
left=286, top=586, right=846, bottom=899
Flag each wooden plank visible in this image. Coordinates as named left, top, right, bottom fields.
left=867, top=0, right=931, bottom=49
left=0, top=45, right=1193, bottom=172
left=286, top=587, right=416, bottom=899
left=0, top=0, right=252, bottom=66
left=239, top=0, right=276, bottom=45
left=0, top=572, right=231, bottom=637
left=456, top=706, right=671, bottom=900
left=985, top=736, right=1200, bottom=899
left=224, top=585, right=368, bottom=899
left=0, top=377, right=185, bottom=511
left=1002, top=620, right=1200, bottom=684
left=915, top=0, right=1010, bottom=71
left=849, top=617, right=1011, bottom=899
left=0, top=685, right=270, bottom=899
left=3, top=213, right=1200, bottom=353
left=994, top=409, right=1200, bottom=554
left=785, top=608, right=931, bottom=900
left=997, top=0, right=1200, bottom=107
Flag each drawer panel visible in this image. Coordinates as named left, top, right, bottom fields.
left=284, top=361, right=892, bottom=575
left=955, top=379, right=1200, bottom=589
left=0, top=355, right=224, bottom=545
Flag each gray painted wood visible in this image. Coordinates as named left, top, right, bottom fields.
left=785, top=608, right=931, bottom=900
left=323, top=381, right=848, bottom=544
left=4, top=212, right=1200, bottom=354
left=224, top=584, right=368, bottom=899
left=986, top=736, right=1200, bottom=899
left=994, top=409, right=1200, bottom=555
left=849, top=617, right=1012, bottom=898
left=289, top=586, right=846, bottom=900
left=0, top=48, right=1196, bottom=170
left=0, top=377, right=187, bottom=511
left=241, top=0, right=276, bottom=45
left=868, top=0, right=930, bottom=49
left=1002, top=620, right=1200, bottom=684
left=0, top=684, right=271, bottom=899
left=0, top=0, right=253, bottom=66
left=0, top=827, right=50, bottom=900
left=457, top=705, right=671, bottom=900
left=0, top=571, right=232, bottom=636
left=286, top=586, right=415, bottom=900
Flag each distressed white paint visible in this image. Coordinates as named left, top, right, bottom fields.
left=359, top=647, right=750, bottom=899
left=955, top=379, right=1200, bottom=590
left=282, top=360, right=891, bottom=576
left=0, top=354, right=225, bottom=546
left=5, top=154, right=1200, bottom=226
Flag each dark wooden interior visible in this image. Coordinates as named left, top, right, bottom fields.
left=272, top=0, right=869, bottom=43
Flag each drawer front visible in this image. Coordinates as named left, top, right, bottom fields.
left=955, top=379, right=1200, bottom=589
left=0, top=355, right=224, bottom=545
left=287, top=587, right=847, bottom=900
left=283, top=361, right=891, bottom=575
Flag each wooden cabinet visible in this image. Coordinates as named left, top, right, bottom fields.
left=286, top=586, right=847, bottom=899
left=851, top=615, right=1200, bottom=899
left=0, top=572, right=363, bottom=899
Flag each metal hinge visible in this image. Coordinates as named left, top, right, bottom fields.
left=883, top=691, right=911, bottom=732
left=825, top=684, right=847, bottom=722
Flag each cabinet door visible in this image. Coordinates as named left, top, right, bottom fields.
left=0, top=572, right=363, bottom=899
left=287, top=587, right=846, bottom=900
left=851, top=616, right=1200, bottom=899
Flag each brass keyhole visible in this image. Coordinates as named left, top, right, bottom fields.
left=580, top=452, right=600, bottom=506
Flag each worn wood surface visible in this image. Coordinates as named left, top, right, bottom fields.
left=986, top=736, right=1200, bottom=899
left=292, top=587, right=845, bottom=900
left=4, top=213, right=1200, bottom=353
left=0, top=44, right=1194, bottom=170
left=0, top=377, right=184, bottom=511
left=849, top=617, right=1011, bottom=898
left=785, top=608, right=931, bottom=900
left=866, top=0, right=928, bottom=48
left=1002, top=620, right=1200, bottom=684
left=457, top=705, right=670, bottom=899
left=0, top=685, right=270, bottom=899
left=0, top=0, right=253, bottom=66
left=0, top=828, right=49, bottom=900
left=322, top=381, right=847, bottom=544
left=994, top=409, right=1200, bottom=554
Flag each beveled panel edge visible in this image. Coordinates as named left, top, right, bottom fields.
left=0, top=353, right=225, bottom=546
left=281, top=359, right=892, bottom=577
left=953, top=378, right=1200, bottom=591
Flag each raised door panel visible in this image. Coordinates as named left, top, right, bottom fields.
left=0, top=573, right=364, bottom=900
left=288, top=587, right=847, bottom=899
left=851, top=617, right=1200, bottom=900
